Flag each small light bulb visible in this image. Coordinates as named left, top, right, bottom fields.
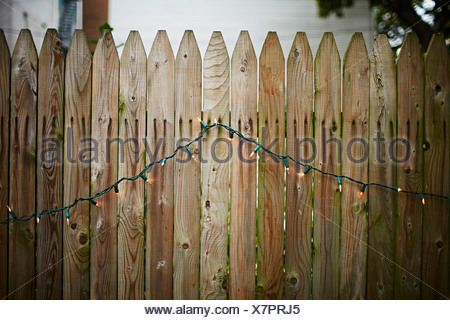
left=338, top=177, right=342, bottom=192
left=420, top=194, right=425, bottom=205
left=359, top=185, right=366, bottom=197
left=139, top=173, right=149, bottom=183
left=36, top=214, right=40, bottom=224
left=397, top=187, right=402, bottom=192
left=186, top=146, right=194, bottom=159
left=214, top=118, right=218, bottom=124
left=284, top=158, right=290, bottom=174
left=250, top=145, right=260, bottom=158
left=114, top=185, right=119, bottom=195
left=197, top=117, right=207, bottom=128
left=339, top=184, right=342, bottom=192
left=65, top=209, right=70, bottom=226
left=299, top=172, right=305, bottom=178
left=303, top=166, right=312, bottom=175
left=7, top=205, right=16, bottom=219
left=161, top=158, right=166, bottom=167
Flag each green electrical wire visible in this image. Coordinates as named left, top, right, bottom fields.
left=1, top=120, right=449, bottom=227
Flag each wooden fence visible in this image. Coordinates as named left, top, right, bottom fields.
left=0, top=28, right=448, bottom=300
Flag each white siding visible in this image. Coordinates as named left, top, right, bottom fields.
left=110, top=0, right=375, bottom=57
left=0, top=0, right=59, bottom=52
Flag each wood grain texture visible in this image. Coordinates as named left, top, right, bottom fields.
left=118, top=30, right=146, bottom=300
left=229, top=31, right=257, bottom=300
left=422, top=34, right=449, bottom=299
left=312, top=32, right=341, bottom=300
left=340, top=32, right=369, bottom=299
left=257, top=32, right=285, bottom=300
left=146, top=30, right=174, bottom=300
left=63, top=30, right=91, bottom=300
left=173, top=30, right=202, bottom=300
left=395, top=32, right=424, bottom=299
left=90, top=29, right=119, bottom=299
left=9, top=29, right=37, bottom=300
left=285, top=32, right=313, bottom=300
left=36, top=29, right=64, bottom=300
left=367, top=34, right=397, bottom=300
left=200, top=31, right=230, bottom=300
left=0, top=29, right=10, bottom=300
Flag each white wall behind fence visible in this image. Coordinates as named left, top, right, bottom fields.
left=109, top=0, right=376, bottom=57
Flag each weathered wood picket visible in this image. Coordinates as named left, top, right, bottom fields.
left=0, top=28, right=448, bottom=300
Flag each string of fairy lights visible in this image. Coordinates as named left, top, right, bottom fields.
left=1, top=118, right=449, bottom=227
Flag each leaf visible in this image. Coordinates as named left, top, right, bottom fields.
left=98, top=22, right=113, bottom=33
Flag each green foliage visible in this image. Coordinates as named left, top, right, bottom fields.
left=316, top=0, right=449, bottom=48
left=98, top=22, right=113, bottom=33
left=89, top=22, right=124, bottom=50
left=316, top=0, right=354, bottom=17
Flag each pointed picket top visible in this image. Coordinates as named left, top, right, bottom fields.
left=203, top=31, right=229, bottom=113
left=205, top=31, right=228, bottom=60
left=39, top=28, right=63, bottom=59
left=260, top=32, right=284, bottom=70
left=122, top=30, right=145, bottom=61
left=12, top=29, right=38, bottom=98
left=120, top=30, right=146, bottom=111
left=148, top=30, right=174, bottom=121
left=231, top=31, right=257, bottom=107
left=397, top=32, right=421, bottom=65
left=93, top=29, right=119, bottom=64
left=66, top=30, right=91, bottom=64
left=425, top=33, right=447, bottom=60
left=176, top=30, right=201, bottom=64
left=175, top=30, right=201, bottom=117
left=315, top=32, right=340, bottom=81
left=232, top=30, right=256, bottom=65
left=148, top=30, right=174, bottom=63
left=288, top=32, right=312, bottom=68
left=344, top=32, right=368, bottom=66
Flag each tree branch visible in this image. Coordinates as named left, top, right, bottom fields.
left=392, top=0, right=433, bottom=48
